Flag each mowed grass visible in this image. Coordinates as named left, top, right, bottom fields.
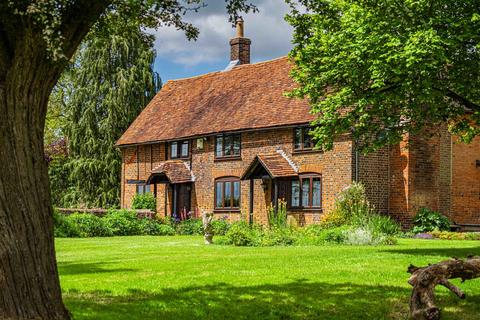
left=56, top=236, right=480, bottom=320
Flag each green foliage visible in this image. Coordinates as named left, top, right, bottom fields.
left=132, top=193, right=156, bottom=212
left=267, top=199, right=288, bottom=229
left=139, top=219, right=175, bottom=236
left=326, top=182, right=375, bottom=226
left=343, top=227, right=397, bottom=246
left=47, top=151, right=71, bottom=208
left=287, top=0, right=480, bottom=152
left=211, top=219, right=231, bottom=236
left=65, top=213, right=112, bottom=237
left=103, top=210, right=143, bottom=236
left=175, top=219, right=204, bottom=236
left=53, top=210, right=80, bottom=238
left=224, top=221, right=261, bottom=247
left=412, top=208, right=451, bottom=233
left=429, top=230, right=480, bottom=241
left=260, top=227, right=297, bottom=246
left=297, top=225, right=350, bottom=245
left=366, top=214, right=401, bottom=237
left=48, top=15, right=161, bottom=208
left=324, top=182, right=401, bottom=236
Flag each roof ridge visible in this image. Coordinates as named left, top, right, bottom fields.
left=165, top=56, right=289, bottom=83
left=276, top=149, right=298, bottom=173
left=183, top=161, right=196, bottom=182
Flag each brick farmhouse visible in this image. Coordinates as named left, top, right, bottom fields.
left=117, top=19, right=480, bottom=228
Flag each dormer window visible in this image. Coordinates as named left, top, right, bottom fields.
left=169, top=140, right=189, bottom=159
left=294, top=127, right=315, bottom=151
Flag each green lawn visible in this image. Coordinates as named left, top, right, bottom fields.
left=56, top=236, right=480, bottom=320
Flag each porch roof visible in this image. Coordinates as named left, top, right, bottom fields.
left=146, top=160, right=194, bottom=184
left=241, top=150, right=298, bottom=180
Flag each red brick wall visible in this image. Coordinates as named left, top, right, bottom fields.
left=387, top=128, right=479, bottom=228
left=121, top=128, right=355, bottom=225
left=451, top=136, right=480, bottom=224
left=357, top=147, right=390, bottom=214
left=388, top=131, right=448, bottom=226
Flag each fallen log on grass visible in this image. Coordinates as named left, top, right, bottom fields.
left=408, top=256, right=480, bottom=320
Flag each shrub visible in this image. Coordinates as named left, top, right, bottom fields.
left=103, top=209, right=142, bottom=236
left=344, top=227, right=398, bottom=246
left=131, top=193, right=156, bottom=212
left=367, top=214, right=401, bottom=236
left=267, top=199, right=288, bottom=228
left=175, top=218, right=203, bottom=235
left=53, top=211, right=80, bottom=238
left=412, top=208, right=451, bottom=233
left=224, top=221, right=259, bottom=246
left=326, top=182, right=376, bottom=228
left=297, top=225, right=349, bottom=245
left=429, top=230, right=480, bottom=241
left=140, top=219, right=175, bottom=236
left=65, top=213, right=112, bottom=237
left=344, top=227, right=374, bottom=245
left=260, top=227, right=296, bottom=246
left=211, top=218, right=231, bottom=236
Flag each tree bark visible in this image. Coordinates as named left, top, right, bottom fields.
left=0, top=30, right=71, bottom=319
left=0, top=2, right=110, bottom=317
left=408, top=257, right=480, bottom=320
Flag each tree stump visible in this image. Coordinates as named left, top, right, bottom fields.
left=408, top=256, right=480, bottom=320
left=202, top=212, right=214, bottom=245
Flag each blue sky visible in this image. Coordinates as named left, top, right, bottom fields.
left=151, top=0, right=294, bottom=81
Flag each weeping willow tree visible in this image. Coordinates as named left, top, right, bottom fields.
left=59, top=15, right=161, bottom=208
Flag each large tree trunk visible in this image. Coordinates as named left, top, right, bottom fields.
left=0, top=32, right=70, bottom=319
left=408, top=257, right=480, bottom=320
left=0, top=2, right=110, bottom=317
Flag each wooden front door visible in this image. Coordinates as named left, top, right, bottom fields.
left=175, top=183, right=191, bottom=220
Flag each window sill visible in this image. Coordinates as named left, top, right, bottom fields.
left=169, top=156, right=190, bottom=160
left=214, top=156, right=242, bottom=162
left=213, top=209, right=241, bottom=214
left=292, top=149, right=323, bottom=155
left=288, top=207, right=323, bottom=213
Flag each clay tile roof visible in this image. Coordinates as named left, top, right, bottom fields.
left=241, top=150, right=298, bottom=180
left=116, top=56, right=313, bottom=146
left=146, top=160, right=193, bottom=184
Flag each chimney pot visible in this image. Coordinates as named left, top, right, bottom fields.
left=236, top=17, right=244, bottom=38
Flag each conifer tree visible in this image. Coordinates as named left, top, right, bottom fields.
left=59, top=15, right=161, bottom=208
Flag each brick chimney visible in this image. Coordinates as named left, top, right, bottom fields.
left=229, top=17, right=251, bottom=65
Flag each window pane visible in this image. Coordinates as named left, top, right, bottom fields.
left=302, top=179, right=310, bottom=207
left=294, top=128, right=302, bottom=150
left=224, top=135, right=233, bottom=156
left=215, top=136, right=223, bottom=157
left=145, top=184, right=151, bottom=194
left=233, top=135, right=241, bottom=156
left=303, top=128, right=312, bottom=149
left=291, top=180, right=300, bottom=207
left=136, top=185, right=144, bottom=194
left=215, top=182, right=223, bottom=208
left=233, top=181, right=240, bottom=208
left=224, top=182, right=232, bottom=207
left=312, top=178, right=321, bottom=207
left=171, top=142, right=178, bottom=158
left=181, top=141, right=189, bottom=157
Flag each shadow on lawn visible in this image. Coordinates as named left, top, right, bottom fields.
left=58, top=262, right=136, bottom=276
left=381, top=246, right=480, bottom=258
left=62, top=280, right=480, bottom=320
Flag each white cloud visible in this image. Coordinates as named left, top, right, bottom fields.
left=150, top=0, right=294, bottom=67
